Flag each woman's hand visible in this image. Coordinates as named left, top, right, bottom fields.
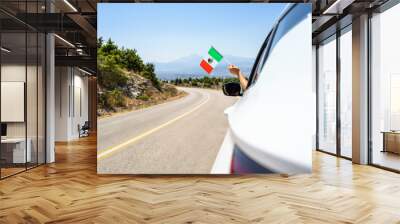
left=227, top=64, right=248, bottom=91
left=228, top=65, right=241, bottom=77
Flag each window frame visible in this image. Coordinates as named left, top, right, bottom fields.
left=315, top=23, right=353, bottom=160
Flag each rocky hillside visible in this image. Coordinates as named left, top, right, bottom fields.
left=97, top=38, right=184, bottom=117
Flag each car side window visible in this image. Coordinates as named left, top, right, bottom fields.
left=251, top=27, right=277, bottom=85
left=247, top=4, right=310, bottom=88
left=247, top=28, right=276, bottom=87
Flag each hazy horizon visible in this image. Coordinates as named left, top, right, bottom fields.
left=148, top=53, right=254, bottom=64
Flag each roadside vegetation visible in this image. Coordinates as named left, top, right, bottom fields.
left=97, top=38, right=185, bottom=117
left=166, top=77, right=239, bottom=89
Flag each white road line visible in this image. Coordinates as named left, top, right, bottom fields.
left=97, top=92, right=210, bottom=161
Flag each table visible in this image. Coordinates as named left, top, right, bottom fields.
left=381, top=131, right=400, bottom=154
left=1, top=138, right=31, bottom=164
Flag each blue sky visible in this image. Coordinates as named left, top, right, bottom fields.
left=98, top=3, right=287, bottom=63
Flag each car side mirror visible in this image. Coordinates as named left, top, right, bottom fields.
left=222, top=82, right=242, bottom=96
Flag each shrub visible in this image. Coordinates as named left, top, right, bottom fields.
left=137, top=94, right=150, bottom=101
left=103, top=89, right=125, bottom=109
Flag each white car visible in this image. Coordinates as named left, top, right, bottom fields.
left=212, top=3, right=314, bottom=174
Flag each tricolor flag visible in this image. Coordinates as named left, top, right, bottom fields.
left=200, top=46, right=223, bottom=74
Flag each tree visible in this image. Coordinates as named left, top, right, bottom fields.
left=141, top=63, right=161, bottom=91
left=121, top=48, right=144, bottom=72
left=97, top=37, right=104, bottom=48
left=100, top=38, right=119, bottom=55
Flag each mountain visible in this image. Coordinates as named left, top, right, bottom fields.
left=153, top=54, right=255, bottom=80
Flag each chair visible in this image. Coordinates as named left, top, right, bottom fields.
left=79, top=121, right=90, bottom=138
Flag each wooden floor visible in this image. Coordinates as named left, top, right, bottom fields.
left=0, top=167, right=26, bottom=178
left=1, top=135, right=400, bottom=223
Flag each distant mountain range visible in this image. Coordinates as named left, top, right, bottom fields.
left=152, top=54, right=255, bottom=80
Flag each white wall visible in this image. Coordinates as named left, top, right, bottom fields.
left=55, top=67, right=89, bottom=141
left=1, top=65, right=31, bottom=138
left=55, top=66, right=70, bottom=141
left=1, top=64, right=26, bottom=144
left=1, top=65, right=26, bottom=129
left=1, top=63, right=46, bottom=164
left=1, top=82, right=25, bottom=122
left=72, top=72, right=89, bottom=138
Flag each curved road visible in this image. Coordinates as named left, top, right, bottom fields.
left=97, top=87, right=237, bottom=174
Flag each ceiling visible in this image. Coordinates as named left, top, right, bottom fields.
left=0, top=0, right=97, bottom=73
left=0, top=0, right=394, bottom=75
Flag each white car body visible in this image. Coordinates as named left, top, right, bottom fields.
left=212, top=4, right=314, bottom=174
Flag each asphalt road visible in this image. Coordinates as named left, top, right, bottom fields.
left=97, top=87, right=237, bottom=174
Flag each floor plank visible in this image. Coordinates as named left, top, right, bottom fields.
left=1, top=135, right=400, bottom=223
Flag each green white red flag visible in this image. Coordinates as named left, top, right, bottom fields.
left=200, top=46, right=223, bottom=74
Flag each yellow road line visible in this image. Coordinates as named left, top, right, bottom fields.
left=97, top=93, right=210, bottom=160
